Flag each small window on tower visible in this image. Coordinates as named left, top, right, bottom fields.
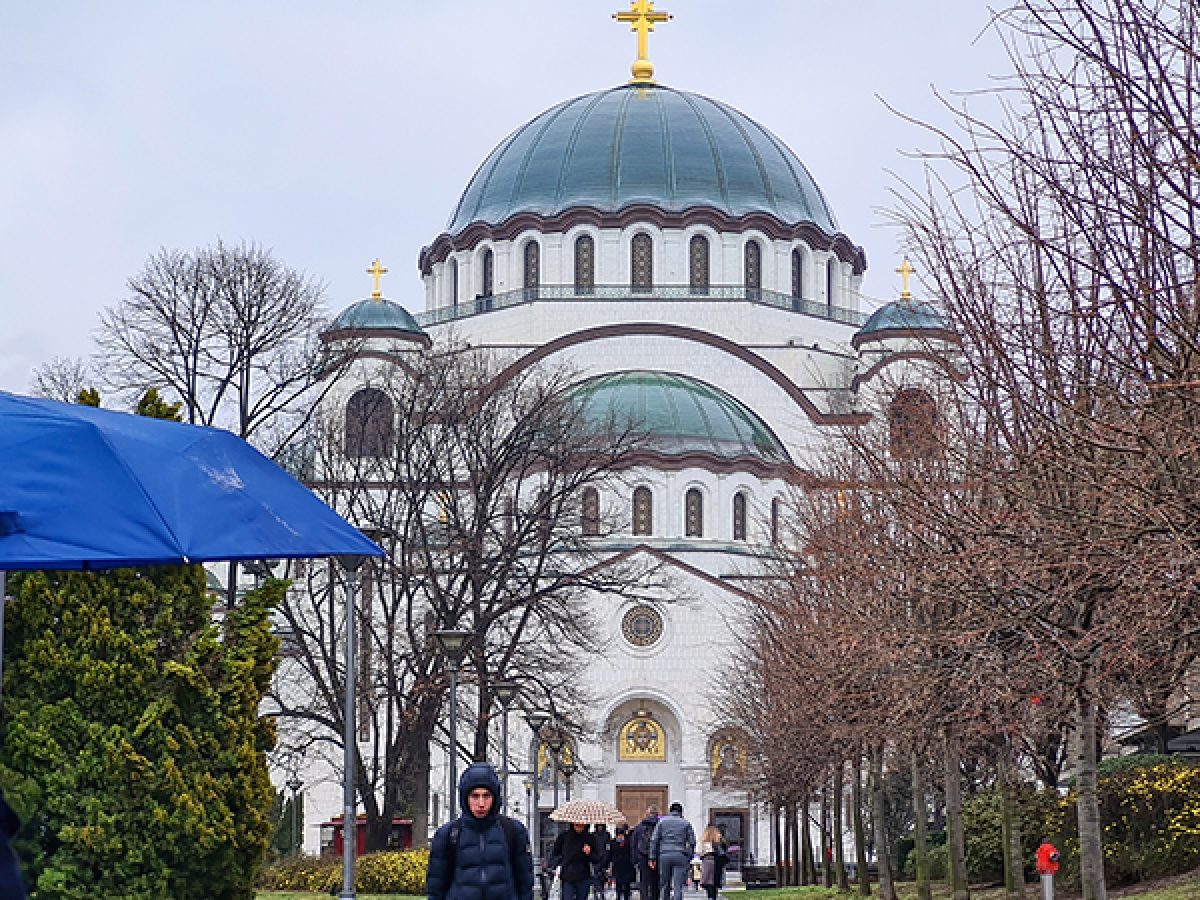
left=733, top=492, right=748, bottom=541
left=633, top=487, right=653, bottom=536
left=524, top=241, right=540, bottom=292
left=745, top=241, right=762, bottom=300
left=791, top=248, right=804, bottom=310
left=582, top=487, right=600, bottom=536
left=889, top=389, right=939, bottom=458
left=631, top=233, right=653, bottom=292
left=690, top=234, right=710, bottom=295
left=481, top=248, right=494, bottom=298
left=685, top=489, right=704, bottom=538
left=575, top=235, right=595, bottom=295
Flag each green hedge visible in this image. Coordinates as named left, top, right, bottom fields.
left=259, top=850, right=429, bottom=895
left=943, top=757, right=1200, bottom=887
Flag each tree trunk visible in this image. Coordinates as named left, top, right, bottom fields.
left=944, top=728, right=970, bottom=900
left=777, top=801, right=787, bottom=888
left=835, top=761, right=850, bottom=892
left=853, top=754, right=871, bottom=896
left=999, top=741, right=1026, bottom=900
left=822, top=783, right=834, bottom=887
left=912, top=749, right=932, bottom=900
left=1076, top=696, right=1108, bottom=900
left=870, top=745, right=897, bottom=900
left=802, top=793, right=816, bottom=885
left=788, top=797, right=800, bottom=886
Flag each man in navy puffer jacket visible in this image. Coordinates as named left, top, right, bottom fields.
left=428, top=763, right=534, bottom=900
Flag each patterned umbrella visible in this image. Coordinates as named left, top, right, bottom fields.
left=549, top=799, right=627, bottom=826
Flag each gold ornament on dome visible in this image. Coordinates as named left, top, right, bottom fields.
left=619, top=713, right=665, bottom=761
left=367, top=259, right=388, bottom=300
left=613, top=0, right=672, bottom=84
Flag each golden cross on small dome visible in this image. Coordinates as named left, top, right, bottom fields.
left=614, top=0, right=672, bottom=84
left=367, top=259, right=388, bottom=300
left=896, top=257, right=916, bottom=301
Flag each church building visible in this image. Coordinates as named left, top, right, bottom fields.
left=310, top=2, right=954, bottom=869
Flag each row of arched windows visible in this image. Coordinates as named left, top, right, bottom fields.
left=582, top=485, right=781, bottom=542
left=446, top=236, right=841, bottom=305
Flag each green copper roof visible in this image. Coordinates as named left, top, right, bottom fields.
left=853, top=300, right=949, bottom=347
left=568, top=371, right=792, bottom=464
left=331, top=298, right=427, bottom=336
left=447, top=84, right=838, bottom=236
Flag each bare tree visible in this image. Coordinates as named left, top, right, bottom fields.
left=95, top=239, right=333, bottom=455
left=268, top=344, right=646, bottom=851
left=29, top=355, right=91, bottom=403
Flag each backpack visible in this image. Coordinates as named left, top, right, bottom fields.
left=447, top=814, right=524, bottom=875
left=635, top=824, right=653, bottom=860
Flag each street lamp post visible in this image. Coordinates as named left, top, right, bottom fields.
left=434, top=628, right=474, bottom=803
left=339, top=556, right=365, bottom=900
left=525, top=711, right=551, bottom=894
left=544, top=727, right=566, bottom=818
left=286, top=774, right=304, bottom=857
left=493, top=681, right=520, bottom=812
left=559, top=759, right=576, bottom=802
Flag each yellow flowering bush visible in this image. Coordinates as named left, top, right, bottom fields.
left=259, top=849, right=430, bottom=894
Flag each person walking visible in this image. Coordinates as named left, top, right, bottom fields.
left=697, top=825, right=728, bottom=900
left=649, top=803, right=696, bottom=900
left=630, top=805, right=661, bottom=900
left=549, top=822, right=599, bottom=900
left=593, top=823, right=612, bottom=899
left=610, top=824, right=637, bottom=900
left=428, top=763, right=535, bottom=900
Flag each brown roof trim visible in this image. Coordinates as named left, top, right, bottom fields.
left=851, top=327, right=960, bottom=350
left=582, top=543, right=758, bottom=603
left=418, top=205, right=868, bottom=276
left=321, top=327, right=431, bottom=347
left=851, top=351, right=968, bottom=391
left=485, top=322, right=871, bottom=427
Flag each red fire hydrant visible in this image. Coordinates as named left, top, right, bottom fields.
left=1037, top=842, right=1060, bottom=900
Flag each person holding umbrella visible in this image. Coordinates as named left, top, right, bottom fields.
left=549, top=822, right=598, bottom=900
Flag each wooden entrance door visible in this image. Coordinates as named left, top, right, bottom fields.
left=616, top=786, right=668, bottom=829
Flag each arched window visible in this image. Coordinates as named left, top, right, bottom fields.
left=791, top=248, right=804, bottom=310
left=631, top=233, right=653, bottom=293
left=633, top=487, right=653, bottom=536
left=689, top=234, right=710, bottom=295
left=827, top=258, right=837, bottom=309
left=890, top=389, right=939, bottom=458
left=581, top=487, right=600, bottom=536
left=770, top=497, right=781, bottom=544
left=449, top=258, right=459, bottom=308
left=345, top=388, right=393, bottom=458
left=574, top=235, right=595, bottom=295
left=481, top=248, right=494, bottom=299
left=733, top=492, right=748, bottom=541
left=744, top=241, right=762, bottom=299
left=523, top=241, right=540, bottom=293
left=685, top=488, right=704, bottom=538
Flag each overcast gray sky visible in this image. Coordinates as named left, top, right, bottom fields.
left=0, top=1, right=1010, bottom=395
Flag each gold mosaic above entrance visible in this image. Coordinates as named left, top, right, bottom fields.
left=619, top=714, right=666, bottom=761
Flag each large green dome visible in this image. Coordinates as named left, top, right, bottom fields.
left=568, top=371, right=792, bottom=464
left=447, top=84, right=838, bottom=236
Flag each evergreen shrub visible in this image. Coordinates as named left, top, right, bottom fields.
left=258, top=849, right=429, bottom=894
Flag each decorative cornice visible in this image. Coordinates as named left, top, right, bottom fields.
left=418, top=205, right=868, bottom=276
left=485, top=321, right=872, bottom=428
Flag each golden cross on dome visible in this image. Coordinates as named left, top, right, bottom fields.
left=367, top=259, right=388, bottom=300
left=896, top=258, right=916, bottom=301
left=614, top=0, right=672, bottom=84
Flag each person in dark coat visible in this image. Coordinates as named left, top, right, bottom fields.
left=609, top=824, right=637, bottom=900
left=0, top=792, right=27, bottom=900
left=592, top=824, right=612, bottom=898
left=428, top=763, right=534, bottom=900
left=629, top=805, right=660, bottom=900
left=549, top=822, right=598, bottom=900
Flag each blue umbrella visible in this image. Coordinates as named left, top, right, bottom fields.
left=0, top=391, right=383, bottom=898
left=0, top=391, right=382, bottom=568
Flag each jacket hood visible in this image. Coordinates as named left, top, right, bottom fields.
left=640, top=814, right=659, bottom=827
left=459, top=762, right=502, bottom=819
